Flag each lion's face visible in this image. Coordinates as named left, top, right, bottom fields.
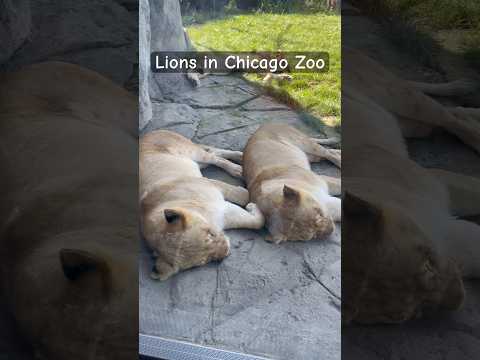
left=145, top=208, right=230, bottom=281
left=266, top=185, right=335, bottom=244
left=12, top=228, right=138, bottom=360
left=343, top=192, right=464, bottom=324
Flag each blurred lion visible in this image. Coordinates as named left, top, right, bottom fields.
left=140, top=130, right=264, bottom=280
left=243, top=123, right=341, bottom=244
left=343, top=48, right=480, bottom=324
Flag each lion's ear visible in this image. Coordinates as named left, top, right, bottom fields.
left=60, top=249, right=110, bottom=281
left=283, top=185, right=301, bottom=203
left=164, top=209, right=187, bottom=229
left=343, top=192, right=381, bottom=220
left=59, top=249, right=112, bottom=297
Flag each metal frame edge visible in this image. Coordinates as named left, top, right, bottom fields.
left=139, top=334, right=273, bottom=360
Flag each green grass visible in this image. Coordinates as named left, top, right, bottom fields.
left=353, top=1, right=480, bottom=67
left=352, top=0, right=480, bottom=30
left=403, top=0, right=480, bottom=30
left=187, top=13, right=341, bottom=127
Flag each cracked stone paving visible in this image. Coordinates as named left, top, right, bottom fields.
left=139, top=73, right=341, bottom=360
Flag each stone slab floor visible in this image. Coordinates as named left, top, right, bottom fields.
left=139, top=74, right=341, bottom=360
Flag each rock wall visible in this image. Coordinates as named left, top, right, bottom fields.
left=2, top=0, right=138, bottom=87
left=140, top=0, right=194, bottom=130
left=139, top=0, right=153, bottom=128
left=0, top=0, right=31, bottom=65
left=1, top=0, right=199, bottom=130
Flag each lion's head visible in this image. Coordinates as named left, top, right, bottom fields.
left=265, top=184, right=335, bottom=244
left=143, top=207, right=230, bottom=281
left=343, top=191, right=464, bottom=324
left=10, top=227, right=138, bottom=360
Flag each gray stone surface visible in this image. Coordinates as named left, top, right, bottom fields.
left=3, top=0, right=137, bottom=86
left=139, top=71, right=341, bottom=360
left=148, top=0, right=192, bottom=99
left=0, top=0, right=31, bottom=65
left=343, top=2, right=480, bottom=359
left=140, top=0, right=195, bottom=129
left=139, top=0, right=153, bottom=128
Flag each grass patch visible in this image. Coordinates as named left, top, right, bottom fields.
left=187, top=13, right=341, bottom=127
left=351, top=0, right=480, bottom=71
left=407, top=0, right=480, bottom=30
left=352, top=0, right=480, bottom=30
left=461, top=27, right=480, bottom=70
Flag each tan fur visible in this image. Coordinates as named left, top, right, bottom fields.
left=0, top=62, right=138, bottom=359
left=243, top=123, right=341, bottom=244
left=140, top=130, right=264, bottom=280
left=343, top=50, right=480, bottom=324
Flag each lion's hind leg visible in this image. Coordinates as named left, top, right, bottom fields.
left=449, top=107, right=480, bottom=122
left=407, top=79, right=478, bottom=97
left=311, top=137, right=340, bottom=146
left=301, top=139, right=341, bottom=168
left=194, top=148, right=243, bottom=178
left=200, top=145, right=243, bottom=163
left=400, top=96, right=480, bottom=154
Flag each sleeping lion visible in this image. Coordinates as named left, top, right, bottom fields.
left=343, top=48, right=480, bottom=324
left=243, top=123, right=341, bottom=244
left=140, top=130, right=265, bottom=280
left=0, top=62, right=138, bottom=359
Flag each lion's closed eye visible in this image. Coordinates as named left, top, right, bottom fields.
left=424, top=259, right=436, bottom=276
left=419, top=257, right=439, bottom=289
left=205, top=229, right=216, bottom=242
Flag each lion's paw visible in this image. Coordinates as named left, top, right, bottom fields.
left=230, top=163, right=243, bottom=178
left=246, top=203, right=266, bottom=228
left=246, top=202, right=260, bottom=214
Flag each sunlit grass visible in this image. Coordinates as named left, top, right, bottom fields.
left=187, top=13, right=341, bottom=127
left=352, top=0, right=480, bottom=71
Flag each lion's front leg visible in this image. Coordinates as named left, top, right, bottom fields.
left=223, top=202, right=265, bottom=230
left=316, top=174, right=341, bottom=196
left=208, top=179, right=250, bottom=206
left=325, top=196, right=341, bottom=222
left=444, top=219, right=480, bottom=279
left=429, top=169, right=480, bottom=217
